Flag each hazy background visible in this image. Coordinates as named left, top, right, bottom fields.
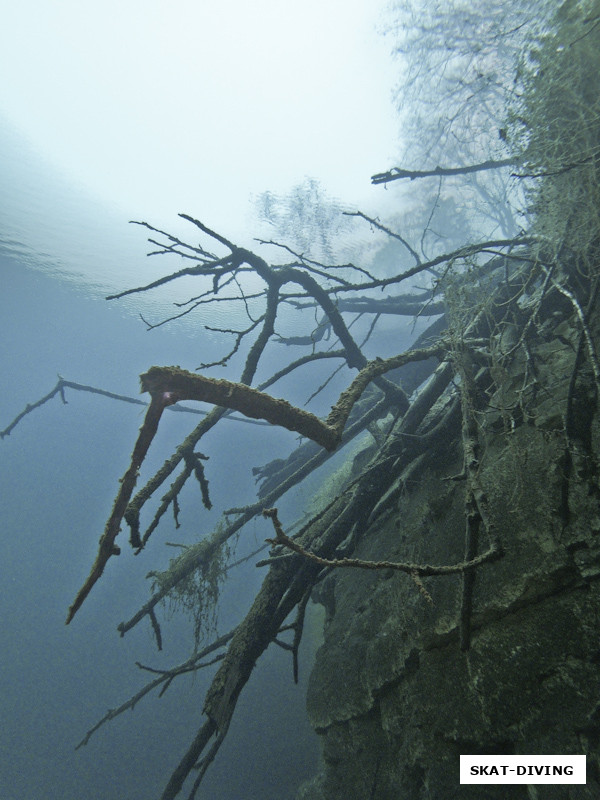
left=0, top=0, right=398, bottom=247
left=0, top=2, right=403, bottom=797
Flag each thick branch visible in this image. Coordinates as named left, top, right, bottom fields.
left=140, top=345, right=442, bottom=454
left=66, top=392, right=175, bottom=624
left=160, top=544, right=316, bottom=800
left=141, top=366, right=340, bottom=451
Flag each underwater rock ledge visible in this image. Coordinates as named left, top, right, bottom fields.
left=296, top=302, right=600, bottom=800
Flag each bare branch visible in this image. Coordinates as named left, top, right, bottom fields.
left=75, top=629, right=234, bottom=749
left=333, top=237, right=534, bottom=293
left=371, top=157, right=518, bottom=185
left=130, top=219, right=219, bottom=260
left=0, top=377, right=146, bottom=439
left=105, top=252, right=237, bottom=300
left=344, top=210, right=422, bottom=265
left=0, top=377, right=268, bottom=440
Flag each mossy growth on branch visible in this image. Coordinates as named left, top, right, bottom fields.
left=148, top=522, right=233, bottom=648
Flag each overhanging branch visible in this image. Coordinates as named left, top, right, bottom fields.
left=371, top=157, right=518, bottom=185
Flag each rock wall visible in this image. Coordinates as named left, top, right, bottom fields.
left=297, top=303, right=600, bottom=800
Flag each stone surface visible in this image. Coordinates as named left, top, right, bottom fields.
left=297, top=307, right=600, bottom=800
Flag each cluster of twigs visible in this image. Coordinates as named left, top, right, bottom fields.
left=8, top=199, right=600, bottom=799
left=3, top=0, right=599, bottom=790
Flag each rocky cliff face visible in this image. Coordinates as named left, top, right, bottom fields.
left=297, top=292, right=600, bottom=800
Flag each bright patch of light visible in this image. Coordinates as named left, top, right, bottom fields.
left=0, top=0, right=399, bottom=239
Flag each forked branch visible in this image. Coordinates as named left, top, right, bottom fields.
left=65, top=341, right=445, bottom=624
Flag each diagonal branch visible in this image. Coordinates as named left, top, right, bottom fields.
left=344, top=210, right=422, bottom=265
left=76, top=629, right=234, bottom=749
left=105, top=251, right=238, bottom=300
left=65, top=391, right=177, bottom=624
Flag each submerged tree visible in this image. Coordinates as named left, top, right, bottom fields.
left=3, top=0, right=599, bottom=797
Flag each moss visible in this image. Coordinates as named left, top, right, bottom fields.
left=150, top=519, right=232, bottom=648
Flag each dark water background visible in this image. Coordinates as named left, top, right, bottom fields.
left=0, top=123, right=325, bottom=799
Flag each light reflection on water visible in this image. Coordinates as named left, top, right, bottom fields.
left=0, top=116, right=268, bottom=339
left=1, top=115, right=379, bottom=351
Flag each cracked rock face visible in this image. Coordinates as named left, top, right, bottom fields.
left=297, top=313, right=600, bottom=800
